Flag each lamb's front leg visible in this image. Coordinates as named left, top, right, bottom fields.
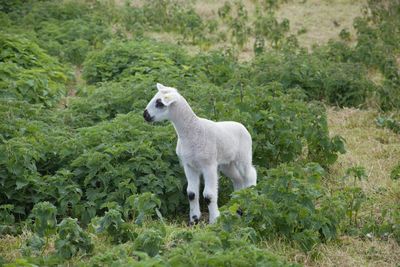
left=184, top=164, right=201, bottom=225
left=202, top=164, right=220, bottom=224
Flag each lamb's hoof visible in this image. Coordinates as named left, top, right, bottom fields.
left=188, top=215, right=199, bottom=226
left=236, top=208, right=243, bottom=216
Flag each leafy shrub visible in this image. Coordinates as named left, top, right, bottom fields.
left=82, top=39, right=188, bottom=84
left=0, top=0, right=26, bottom=13
left=97, top=209, right=137, bottom=244
left=190, top=51, right=237, bottom=86
left=378, top=80, right=400, bottom=111
left=218, top=1, right=251, bottom=49
left=352, top=0, right=400, bottom=80
left=60, top=80, right=156, bottom=127
left=341, top=167, right=367, bottom=228
left=133, top=228, right=165, bottom=257
left=361, top=203, right=400, bottom=244
left=84, top=244, right=145, bottom=267
left=250, top=50, right=374, bottom=107
left=0, top=204, right=16, bottom=235
left=0, top=100, right=185, bottom=224
left=320, top=0, right=400, bottom=110
left=22, top=202, right=57, bottom=256
left=68, top=113, right=185, bottom=220
left=55, top=217, right=94, bottom=259
left=35, top=19, right=111, bottom=65
left=3, top=0, right=114, bottom=65
left=376, top=115, right=400, bottom=134
left=217, top=163, right=345, bottom=251
left=129, top=193, right=162, bottom=225
left=167, top=230, right=297, bottom=267
left=20, top=0, right=93, bottom=23
left=0, top=99, right=76, bottom=219
left=121, top=0, right=211, bottom=45
left=30, top=201, right=57, bottom=238
left=0, top=33, right=69, bottom=105
left=89, top=225, right=294, bottom=266
left=253, top=10, right=290, bottom=50
left=245, top=89, right=345, bottom=167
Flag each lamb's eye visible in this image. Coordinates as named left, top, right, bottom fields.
left=155, top=99, right=165, bottom=108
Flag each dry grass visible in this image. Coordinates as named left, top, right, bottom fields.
left=141, top=0, right=366, bottom=60
left=261, top=233, right=400, bottom=267
left=276, top=0, right=366, bottom=49
left=328, top=107, right=400, bottom=194
left=312, top=107, right=400, bottom=267
left=0, top=235, right=23, bottom=262
left=313, top=236, right=400, bottom=267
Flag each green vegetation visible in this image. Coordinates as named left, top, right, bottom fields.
left=0, top=0, right=399, bottom=266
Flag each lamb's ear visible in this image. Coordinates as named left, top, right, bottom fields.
left=161, top=92, right=178, bottom=106
left=156, top=83, right=166, bottom=91
left=156, top=83, right=177, bottom=94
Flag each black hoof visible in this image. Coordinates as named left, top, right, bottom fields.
left=236, top=208, right=243, bottom=216
left=188, top=215, right=199, bottom=226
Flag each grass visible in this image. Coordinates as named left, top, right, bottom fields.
left=0, top=235, right=23, bottom=263
left=276, top=0, right=365, bottom=49
left=143, top=0, right=366, bottom=60
left=321, top=107, right=400, bottom=266
left=328, top=108, right=400, bottom=194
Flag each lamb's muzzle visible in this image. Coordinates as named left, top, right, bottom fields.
left=143, top=109, right=153, bottom=122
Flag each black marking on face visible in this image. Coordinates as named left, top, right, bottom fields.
left=155, top=98, right=165, bottom=108
left=204, top=196, right=211, bottom=206
left=188, top=192, right=195, bottom=201
left=192, top=215, right=199, bottom=224
left=143, top=109, right=153, bottom=122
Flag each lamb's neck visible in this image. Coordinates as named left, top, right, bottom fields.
left=169, top=98, right=201, bottom=140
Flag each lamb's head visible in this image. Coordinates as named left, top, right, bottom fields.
left=143, top=83, right=179, bottom=122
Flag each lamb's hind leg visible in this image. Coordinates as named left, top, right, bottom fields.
left=202, top=164, right=220, bottom=224
left=184, top=164, right=201, bottom=225
left=219, top=163, right=245, bottom=191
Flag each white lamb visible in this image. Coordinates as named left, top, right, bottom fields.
left=144, top=83, right=257, bottom=224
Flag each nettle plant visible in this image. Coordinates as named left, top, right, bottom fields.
left=217, top=163, right=345, bottom=251
left=218, top=1, right=251, bottom=49
left=55, top=217, right=93, bottom=259
left=253, top=9, right=290, bottom=51
left=23, top=204, right=93, bottom=259
left=23, top=202, right=57, bottom=256
left=96, top=193, right=161, bottom=244
left=342, top=166, right=367, bottom=228
left=249, top=50, right=374, bottom=108
left=210, top=83, right=346, bottom=169
left=0, top=204, right=16, bottom=235
left=96, top=209, right=137, bottom=244
left=0, top=33, right=69, bottom=106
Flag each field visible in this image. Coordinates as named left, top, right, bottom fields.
left=1, top=0, right=400, bottom=266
